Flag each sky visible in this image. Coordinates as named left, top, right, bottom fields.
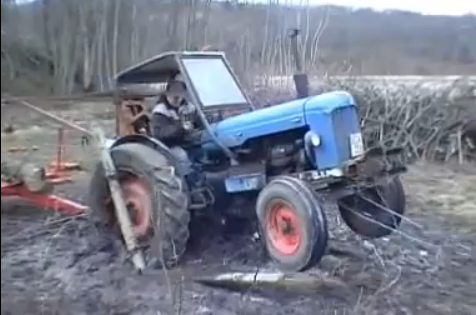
left=282, top=0, right=476, bottom=16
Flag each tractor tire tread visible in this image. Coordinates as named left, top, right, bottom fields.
left=256, top=175, right=328, bottom=272
left=88, top=142, right=190, bottom=269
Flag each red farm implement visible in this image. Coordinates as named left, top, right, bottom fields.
left=1, top=97, right=89, bottom=216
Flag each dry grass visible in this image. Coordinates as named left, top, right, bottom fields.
left=403, top=162, right=476, bottom=235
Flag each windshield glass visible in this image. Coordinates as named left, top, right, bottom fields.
left=182, top=57, right=247, bottom=107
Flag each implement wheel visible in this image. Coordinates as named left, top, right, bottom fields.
left=89, top=143, right=190, bottom=268
left=256, top=176, right=328, bottom=272
left=338, top=176, right=406, bottom=238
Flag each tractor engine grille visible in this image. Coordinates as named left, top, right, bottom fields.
left=331, top=106, right=361, bottom=161
left=307, top=104, right=362, bottom=169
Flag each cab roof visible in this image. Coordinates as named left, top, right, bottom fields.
left=114, top=51, right=226, bottom=86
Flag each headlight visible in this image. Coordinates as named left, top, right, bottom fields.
left=310, top=133, right=321, bottom=147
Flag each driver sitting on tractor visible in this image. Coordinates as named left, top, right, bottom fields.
left=151, top=75, right=200, bottom=178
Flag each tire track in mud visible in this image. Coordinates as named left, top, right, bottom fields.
left=2, top=169, right=476, bottom=315
left=1, top=208, right=348, bottom=315
left=0, top=172, right=360, bottom=315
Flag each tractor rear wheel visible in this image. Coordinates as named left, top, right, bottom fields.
left=337, top=176, right=406, bottom=238
left=256, top=176, right=328, bottom=272
left=88, top=143, right=190, bottom=268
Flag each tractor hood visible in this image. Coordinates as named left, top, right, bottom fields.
left=206, top=91, right=356, bottom=148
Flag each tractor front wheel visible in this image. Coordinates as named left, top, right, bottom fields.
left=256, top=176, right=328, bottom=272
left=88, top=143, right=190, bottom=269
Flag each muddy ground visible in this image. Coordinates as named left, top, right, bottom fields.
left=1, top=102, right=475, bottom=315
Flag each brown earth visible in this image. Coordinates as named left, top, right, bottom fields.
left=1, top=102, right=475, bottom=315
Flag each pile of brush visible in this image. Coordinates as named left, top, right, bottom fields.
left=324, top=77, right=476, bottom=163
left=252, top=76, right=476, bottom=163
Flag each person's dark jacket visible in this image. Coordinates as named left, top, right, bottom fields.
left=151, top=113, right=185, bottom=147
left=151, top=95, right=202, bottom=147
left=150, top=99, right=184, bottom=147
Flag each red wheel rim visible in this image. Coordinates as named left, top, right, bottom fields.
left=119, top=176, right=151, bottom=236
left=265, top=200, right=301, bottom=255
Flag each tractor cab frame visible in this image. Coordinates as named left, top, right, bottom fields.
left=112, top=51, right=253, bottom=162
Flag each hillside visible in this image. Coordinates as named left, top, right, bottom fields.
left=1, top=0, right=475, bottom=94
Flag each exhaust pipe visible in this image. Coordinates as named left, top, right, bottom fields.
left=289, top=28, right=309, bottom=99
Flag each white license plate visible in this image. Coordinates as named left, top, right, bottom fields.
left=225, top=175, right=262, bottom=192
left=239, top=177, right=256, bottom=190
left=349, top=132, right=364, bottom=157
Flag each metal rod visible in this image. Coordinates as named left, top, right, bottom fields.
left=289, top=28, right=303, bottom=73
left=55, top=127, right=64, bottom=171
left=3, top=95, right=93, bottom=136
left=93, top=126, right=145, bottom=272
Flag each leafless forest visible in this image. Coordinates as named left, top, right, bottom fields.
left=2, top=0, right=476, bottom=95
left=1, top=1, right=476, bottom=315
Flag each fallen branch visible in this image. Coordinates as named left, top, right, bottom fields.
left=195, top=270, right=350, bottom=298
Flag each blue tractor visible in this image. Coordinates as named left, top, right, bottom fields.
left=89, top=33, right=407, bottom=272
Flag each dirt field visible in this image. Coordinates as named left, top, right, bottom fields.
left=1, top=102, right=475, bottom=315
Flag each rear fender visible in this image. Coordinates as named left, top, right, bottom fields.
left=109, top=135, right=178, bottom=170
